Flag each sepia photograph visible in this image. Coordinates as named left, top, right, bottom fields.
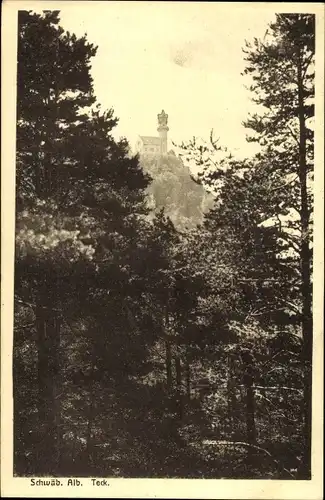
left=1, top=1, right=324, bottom=498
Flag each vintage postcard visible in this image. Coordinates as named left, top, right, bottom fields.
left=1, top=1, right=324, bottom=498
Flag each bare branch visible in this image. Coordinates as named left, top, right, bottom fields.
left=14, top=322, right=35, bottom=331
left=302, top=51, right=314, bottom=78
left=254, top=385, right=303, bottom=392
left=202, top=439, right=297, bottom=478
left=286, top=124, right=300, bottom=145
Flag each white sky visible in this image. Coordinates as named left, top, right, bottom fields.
left=58, top=3, right=277, bottom=159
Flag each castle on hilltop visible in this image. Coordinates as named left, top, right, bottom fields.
left=135, top=110, right=171, bottom=157
left=136, top=110, right=215, bottom=230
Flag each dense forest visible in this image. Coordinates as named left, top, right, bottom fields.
left=14, top=11, right=314, bottom=479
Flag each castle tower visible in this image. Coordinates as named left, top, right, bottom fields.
left=157, top=110, right=169, bottom=155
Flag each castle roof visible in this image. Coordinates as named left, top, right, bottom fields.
left=139, top=136, right=161, bottom=146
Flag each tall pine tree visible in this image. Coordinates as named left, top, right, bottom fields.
left=15, top=10, right=151, bottom=475
left=242, top=14, right=314, bottom=478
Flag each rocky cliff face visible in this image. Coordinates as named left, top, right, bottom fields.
left=140, top=152, right=214, bottom=231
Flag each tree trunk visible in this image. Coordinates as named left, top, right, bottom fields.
left=165, top=339, right=172, bottom=390
left=36, top=299, right=60, bottom=474
left=227, top=354, right=237, bottom=434
left=164, top=305, right=173, bottom=391
left=85, top=341, right=100, bottom=470
left=297, top=51, right=312, bottom=479
left=53, top=314, right=61, bottom=474
left=35, top=271, right=61, bottom=475
left=185, top=357, right=191, bottom=401
left=85, top=383, right=96, bottom=470
left=175, top=356, right=183, bottom=420
left=242, top=351, right=256, bottom=463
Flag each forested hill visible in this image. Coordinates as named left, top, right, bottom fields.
left=140, top=152, right=215, bottom=230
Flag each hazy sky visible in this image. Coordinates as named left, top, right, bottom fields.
left=59, top=3, right=277, bottom=158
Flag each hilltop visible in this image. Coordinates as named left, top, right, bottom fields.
left=140, top=151, right=214, bottom=231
